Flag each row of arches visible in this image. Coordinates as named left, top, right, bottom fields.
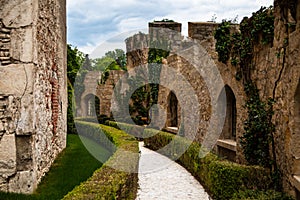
left=81, top=81, right=299, bottom=175
left=166, top=85, right=237, bottom=141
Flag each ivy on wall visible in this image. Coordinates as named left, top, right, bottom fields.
left=215, top=6, right=274, bottom=82
left=214, top=6, right=279, bottom=183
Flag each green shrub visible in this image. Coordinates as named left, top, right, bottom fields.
left=231, top=189, right=294, bottom=200
left=75, top=117, right=98, bottom=123
left=106, top=120, right=146, bottom=139
left=63, top=121, right=139, bottom=200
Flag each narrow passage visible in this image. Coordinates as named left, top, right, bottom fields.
left=136, top=142, right=210, bottom=200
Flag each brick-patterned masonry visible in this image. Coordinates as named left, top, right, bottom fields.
left=0, top=0, right=67, bottom=194
left=0, top=20, right=11, bottom=66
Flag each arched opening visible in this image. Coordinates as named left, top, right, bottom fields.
left=168, top=91, right=178, bottom=127
left=222, top=85, right=237, bottom=140
left=84, top=94, right=100, bottom=117
left=216, top=85, right=237, bottom=162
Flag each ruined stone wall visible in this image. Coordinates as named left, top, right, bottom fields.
left=97, top=70, right=126, bottom=117
left=0, top=0, right=67, bottom=194
left=80, top=70, right=126, bottom=118
left=156, top=22, right=247, bottom=163
left=126, top=32, right=149, bottom=70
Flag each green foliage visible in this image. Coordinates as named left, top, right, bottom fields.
left=92, top=56, right=116, bottom=71
left=141, top=129, right=291, bottom=200
left=241, top=83, right=275, bottom=168
left=0, top=134, right=108, bottom=200
left=214, top=20, right=232, bottom=63
left=106, top=120, right=148, bottom=139
left=92, top=49, right=126, bottom=84
left=67, top=44, right=85, bottom=85
left=231, top=189, right=294, bottom=200
left=214, top=6, right=278, bottom=180
left=242, top=6, right=274, bottom=45
left=105, top=49, right=127, bottom=69
left=148, top=39, right=170, bottom=104
left=67, top=81, right=77, bottom=134
left=67, top=44, right=86, bottom=134
left=63, top=121, right=139, bottom=200
left=127, top=85, right=150, bottom=125
left=214, top=6, right=274, bottom=81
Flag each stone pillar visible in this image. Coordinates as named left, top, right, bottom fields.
left=0, top=0, right=67, bottom=194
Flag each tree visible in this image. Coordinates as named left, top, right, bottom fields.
left=105, top=49, right=127, bottom=69
left=67, top=44, right=85, bottom=85
left=67, top=44, right=85, bottom=134
left=92, top=49, right=127, bottom=71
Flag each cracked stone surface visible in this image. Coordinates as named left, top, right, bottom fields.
left=136, top=142, right=210, bottom=200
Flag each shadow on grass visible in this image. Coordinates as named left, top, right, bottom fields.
left=0, top=134, right=111, bottom=200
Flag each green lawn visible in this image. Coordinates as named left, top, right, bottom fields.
left=0, top=134, right=111, bottom=200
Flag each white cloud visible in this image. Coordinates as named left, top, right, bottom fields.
left=67, top=0, right=273, bottom=54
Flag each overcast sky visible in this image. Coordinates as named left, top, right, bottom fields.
left=67, top=0, right=273, bottom=56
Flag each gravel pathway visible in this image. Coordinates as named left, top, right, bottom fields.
left=136, top=142, right=211, bottom=200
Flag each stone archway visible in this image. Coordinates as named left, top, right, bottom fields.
left=167, top=91, right=179, bottom=127
left=83, top=94, right=100, bottom=117
left=216, top=85, right=237, bottom=162
left=221, top=85, right=237, bottom=140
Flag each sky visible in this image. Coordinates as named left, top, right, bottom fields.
left=67, top=0, right=273, bottom=57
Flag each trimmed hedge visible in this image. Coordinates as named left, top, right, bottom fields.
left=105, top=121, right=146, bottom=139
left=63, top=121, right=139, bottom=200
left=142, top=129, right=290, bottom=200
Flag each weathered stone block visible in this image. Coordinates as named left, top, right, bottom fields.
left=16, top=135, right=32, bottom=171
left=10, top=28, right=33, bottom=62
left=8, top=170, right=35, bottom=194
left=0, top=0, right=34, bottom=28
left=0, top=64, right=34, bottom=96
left=16, top=95, right=34, bottom=135
left=0, top=134, right=16, bottom=178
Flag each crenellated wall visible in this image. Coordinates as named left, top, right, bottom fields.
left=0, top=0, right=67, bottom=194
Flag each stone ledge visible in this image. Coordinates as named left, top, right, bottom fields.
left=292, top=175, right=300, bottom=192
left=163, top=127, right=178, bottom=134
left=217, top=139, right=237, bottom=152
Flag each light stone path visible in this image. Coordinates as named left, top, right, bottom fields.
left=136, top=142, right=211, bottom=200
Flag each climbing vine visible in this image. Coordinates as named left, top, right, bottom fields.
left=240, top=83, right=275, bottom=168
left=215, top=6, right=274, bottom=82
left=215, top=7, right=278, bottom=176
left=214, top=20, right=232, bottom=64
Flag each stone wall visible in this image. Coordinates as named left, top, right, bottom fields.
left=185, top=2, right=300, bottom=197
left=246, top=0, right=300, bottom=196
left=126, top=32, right=149, bottom=70
left=0, top=0, right=67, bottom=194
left=155, top=22, right=247, bottom=164
left=79, top=70, right=126, bottom=118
